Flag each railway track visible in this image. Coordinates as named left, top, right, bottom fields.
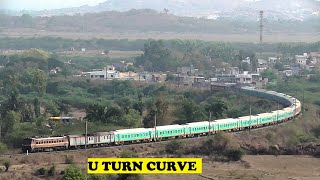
left=0, top=115, right=297, bottom=157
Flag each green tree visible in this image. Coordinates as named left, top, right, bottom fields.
left=177, top=97, right=201, bottom=123
left=274, top=62, right=285, bottom=71
left=62, top=165, right=86, bottom=180
left=46, top=100, right=60, bottom=116
left=31, top=69, right=48, bottom=99
left=260, top=69, right=277, bottom=81
left=143, top=96, right=169, bottom=127
left=33, top=97, right=41, bottom=118
left=135, top=40, right=173, bottom=71
left=121, top=109, right=141, bottom=127
left=204, top=97, right=229, bottom=119
left=1, top=111, right=21, bottom=137
left=85, top=104, right=107, bottom=123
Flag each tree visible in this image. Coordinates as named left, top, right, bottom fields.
left=62, top=165, right=86, bottom=180
left=46, top=100, right=60, bottom=116
left=143, top=96, right=169, bottom=127
left=33, top=97, right=41, bottom=118
left=85, top=103, right=107, bottom=122
left=177, top=97, right=201, bottom=123
left=204, top=97, right=229, bottom=119
left=274, top=62, right=285, bottom=71
left=31, top=69, right=47, bottom=99
left=1, top=111, right=21, bottom=137
left=121, top=109, right=141, bottom=127
left=135, top=40, right=173, bottom=71
left=260, top=69, right=277, bottom=81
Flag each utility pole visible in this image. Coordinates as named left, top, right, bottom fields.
left=209, top=111, right=212, bottom=135
left=154, top=114, right=157, bottom=142
left=302, top=89, right=305, bottom=114
left=249, top=104, right=252, bottom=131
left=85, top=118, right=88, bottom=149
left=294, top=90, right=297, bottom=120
left=259, top=10, right=264, bottom=58
left=277, top=102, right=279, bottom=125
left=249, top=95, right=252, bottom=131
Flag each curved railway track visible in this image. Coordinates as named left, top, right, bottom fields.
left=1, top=87, right=302, bottom=156
left=0, top=117, right=298, bottom=157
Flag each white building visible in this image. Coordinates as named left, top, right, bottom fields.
left=87, top=65, right=119, bottom=80
left=295, top=54, right=308, bottom=66
left=268, top=57, right=280, bottom=64
left=242, top=57, right=251, bottom=64
left=310, top=52, right=320, bottom=64
left=236, top=71, right=252, bottom=84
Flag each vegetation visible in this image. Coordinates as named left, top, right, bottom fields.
left=62, top=165, right=86, bottom=180
left=224, top=149, right=245, bottom=161
left=65, top=155, right=75, bottom=164
left=0, top=10, right=319, bottom=34
left=36, top=167, right=47, bottom=176
left=165, top=140, right=184, bottom=155
left=3, top=160, right=11, bottom=172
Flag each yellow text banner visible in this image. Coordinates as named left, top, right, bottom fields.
left=88, top=158, right=202, bottom=174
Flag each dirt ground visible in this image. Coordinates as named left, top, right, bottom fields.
left=1, top=154, right=320, bottom=180
left=1, top=139, right=320, bottom=180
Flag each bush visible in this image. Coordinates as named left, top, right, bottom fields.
left=165, top=140, right=184, bottom=155
left=200, top=133, right=230, bottom=155
left=314, top=150, right=320, bottom=158
left=65, top=155, right=74, bottom=164
left=224, top=149, right=245, bottom=161
left=62, top=165, right=86, bottom=180
left=3, top=160, right=11, bottom=172
left=36, top=167, right=47, bottom=176
left=48, top=165, right=55, bottom=176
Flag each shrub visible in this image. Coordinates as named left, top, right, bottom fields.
left=165, top=140, right=183, bottom=155
left=3, top=160, right=11, bottom=172
left=65, top=155, right=74, bottom=164
left=200, top=133, right=230, bottom=155
left=36, top=167, right=47, bottom=176
left=48, top=165, right=55, bottom=176
left=314, top=150, right=320, bottom=158
left=62, top=165, right=86, bottom=180
left=224, top=149, right=245, bottom=161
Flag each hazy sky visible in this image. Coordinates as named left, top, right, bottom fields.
left=1, top=0, right=107, bottom=10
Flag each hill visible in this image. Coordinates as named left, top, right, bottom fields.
left=0, top=9, right=319, bottom=36
left=4, top=0, right=320, bottom=21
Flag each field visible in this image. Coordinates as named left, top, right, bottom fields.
left=0, top=28, right=319, bottom=43
left=58, top=50, right=143, bottom=58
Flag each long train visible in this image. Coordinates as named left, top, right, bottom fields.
left=22, top=87, right=301, bottom=152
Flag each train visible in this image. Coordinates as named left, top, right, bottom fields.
left=22, top=87, right=301, bottom=152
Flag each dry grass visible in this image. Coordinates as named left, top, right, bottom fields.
left=58, top=50, right=143, bottom=58
left=1, top=29, right=318, bottom=43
